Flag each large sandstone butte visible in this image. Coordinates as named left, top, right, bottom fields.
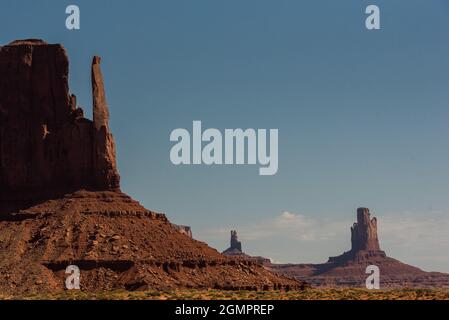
left=0, top=40, right=304, bottom=295
left=269, top=208, right=449, bottom=288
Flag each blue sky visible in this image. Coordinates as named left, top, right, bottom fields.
left=1, top=0, right=449, bottom=272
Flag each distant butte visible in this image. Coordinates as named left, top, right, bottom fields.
left=222, top=230, right=271, bottom=265
left=268, top=208, right=449, bottom=288
left=223, top=230, right=243, bottom=256
left=0, top=40, right=305, bottom=295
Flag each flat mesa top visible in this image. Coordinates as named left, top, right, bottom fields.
left=7, top=39, right=49, bottom=46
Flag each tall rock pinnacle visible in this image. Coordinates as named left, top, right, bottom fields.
left=350, top=208, right=381, bottom=252
left=222, top=230, right=243, bottom=255
left=91, top=56, right=120, bottom=190
left=92, top=56, right=110, bottom=131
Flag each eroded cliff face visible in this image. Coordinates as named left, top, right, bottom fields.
left=0, top=39, right=119, bottom=197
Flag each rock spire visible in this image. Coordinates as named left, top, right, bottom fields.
left=350, top=207, right=381, bottom=252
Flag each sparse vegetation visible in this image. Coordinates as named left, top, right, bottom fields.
left=2, top=288, right=449, bottom=300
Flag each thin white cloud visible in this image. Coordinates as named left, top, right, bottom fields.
left=377, top=212, right=449, bottom=272
left=200, top=211, right=350, bottom=242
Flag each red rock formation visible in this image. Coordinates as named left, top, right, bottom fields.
left=269, top=208, right=449, bottom=288
left=225, top=230, right=242, bottom=253
left=0, top=40, right=304, bottom=295
left=351, top=208, right=381, bottom=252
left=0, top=39, right=119, bottom=197
left=0, top=191, right=303, bottom=294
left=222, top=230, right=272, bottom=266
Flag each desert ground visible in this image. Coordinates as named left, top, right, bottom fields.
left=2, top=288, right=449, bottom=300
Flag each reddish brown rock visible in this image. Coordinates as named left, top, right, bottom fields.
left=0, top=39, right=119, bottom=197
left=0, top=191, right=304, bottom=295
left=172, top=224, right=193, bottom=238
left=222, top=230, right=272, bottom=266
left=223, top=230, right=242, bottom=255
left=269, top=208, right=449, bottom=288
left=0, top=40, right=304, bottom=295
left=91, top=56, right=120, bottom=190
left=351, top=208, right=381, bottom=252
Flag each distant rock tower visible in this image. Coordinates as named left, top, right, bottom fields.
left=222, top=230, right=271, bottom=265
left=230, top=230, right=242, bottom=252
left=268, top=207, right=444, bottom=288
left=350, top=208, right=381, bottom=252
left=327, top=207, right=386, bottom=264
left=222, top=230, right=243, bottom=256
